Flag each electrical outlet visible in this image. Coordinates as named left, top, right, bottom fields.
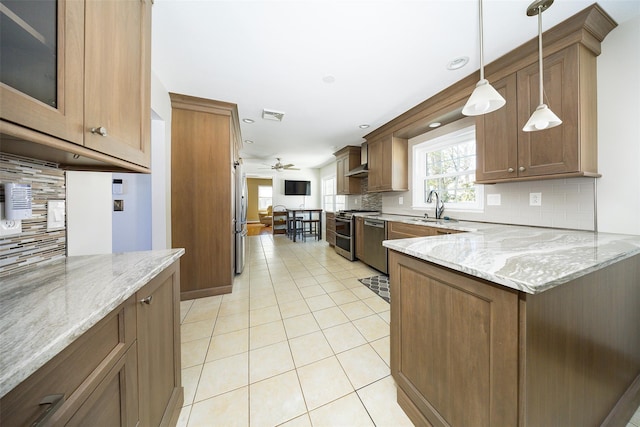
left=487, top=194, right=501, bottom=206
left=398, top=196, right=404, bottom=205
left=529, top=192, right=542, bottom=206
left=0, top=203, right=22, bottom=237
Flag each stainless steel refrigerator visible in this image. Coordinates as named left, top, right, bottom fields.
left=234, top=162, right=247, bottom=274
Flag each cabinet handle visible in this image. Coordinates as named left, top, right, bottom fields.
left=140, top=295, right=153, bottom=305
left=90, top=126, right=108, bottom=137
left=519, top=166, right=526, bottom=172
left=508, top=167, right=514, bottom=173
left=32, top=394, right=65, bottom=427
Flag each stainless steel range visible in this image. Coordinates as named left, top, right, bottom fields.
left=334, top=210, right=379, bottom=261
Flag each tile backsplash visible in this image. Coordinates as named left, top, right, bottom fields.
left=0, top=153, right=66, bottom=277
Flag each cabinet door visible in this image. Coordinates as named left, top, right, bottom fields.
left=0, top=0, right=84, bottom=144
left=368, top=138, right=383, bottom=191
left=390, top=252, right=518, bottom=427
left=326, top=213, right=336, bottom=246
left=137, top=262, right=182, bottom=427
left=84, top=0, right=151, bottom=168
left=66, top=346, right=139, bottom=427
left=379, top=136, right=393, bottom=190
left=336, top=155, right=347, bottom=194
left=517, top=46, right=579, bottom=177
left=475, top=74, right=518, bottom=182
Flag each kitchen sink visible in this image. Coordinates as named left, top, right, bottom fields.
left=414, top=217, right=458, bottom=224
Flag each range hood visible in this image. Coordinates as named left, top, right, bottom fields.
left=345, top=163, right=368, bottom=177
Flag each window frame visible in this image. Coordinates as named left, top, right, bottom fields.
left=322, top=176, right=345, bottom=213
left=411, top=118, right=484, bottom=212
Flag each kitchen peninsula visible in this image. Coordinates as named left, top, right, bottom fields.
left=384, top=225, right=640, bottom=426
left=0, top=249, right=185, bottom=426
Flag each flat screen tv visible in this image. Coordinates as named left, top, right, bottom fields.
left=284, top=180, right=311, bottom=196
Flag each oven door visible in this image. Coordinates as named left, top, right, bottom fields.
left=335, top=217, right=352, bottom=238
left=335, top=233, right=355, bottom=261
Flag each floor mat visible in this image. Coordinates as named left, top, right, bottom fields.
left=358, top=275, right=390, bottom=303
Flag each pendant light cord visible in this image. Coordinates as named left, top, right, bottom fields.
left=537, top=5, right=544, bottom=105
left=479, top=0, right=485, bottom=81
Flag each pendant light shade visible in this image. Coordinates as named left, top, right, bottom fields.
left=523, top=0, right=562, bottom=132
left=462, top=0, right=505, bottom=117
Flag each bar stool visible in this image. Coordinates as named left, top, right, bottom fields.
left=302, top=218, right=320, bottom=241
left=287, top=215, right=304, bottom=241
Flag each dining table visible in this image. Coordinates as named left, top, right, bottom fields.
left=286, top=208, right=323, bottom=242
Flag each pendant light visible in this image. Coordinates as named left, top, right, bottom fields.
left=522, top=0, right=562, bottom=131
left=462, top=0, right=506, bottom=116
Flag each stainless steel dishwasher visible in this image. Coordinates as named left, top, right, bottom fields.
left=363, top=217, right=388, bottom=274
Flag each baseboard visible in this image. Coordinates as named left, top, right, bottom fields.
left=601, top=373, right=640, bottom=427
left=161, top=387, right=184, bottom=427
left=180, top=285, right=232, bottom=301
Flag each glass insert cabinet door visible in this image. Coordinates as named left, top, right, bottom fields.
left=0, top=0, right=84, bottom=145
left=1, top=0, right=57, bottom=106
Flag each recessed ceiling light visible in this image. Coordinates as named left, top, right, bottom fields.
left=447, top=56, right=469, bottom=70
left=244, top=140, right=254, bottom=144
left=322, top=75, right=336, bottom=84
left=359, top=124, right=370, bottom=129
left=429, top=122, right=442, bottom=128
left=242, top=118, right=254, bottom=124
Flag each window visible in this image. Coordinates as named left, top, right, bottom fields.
left=412, top=121, right=483, bottom=211
left=258, top=185, right=272, bottom=210
left=322, top=177, right=345, bottom=212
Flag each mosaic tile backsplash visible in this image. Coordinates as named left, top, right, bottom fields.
left=0, top=153, right=66, bottom=277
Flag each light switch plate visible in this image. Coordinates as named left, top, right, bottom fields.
left=529, top=192, right=542, bottom=206
left=47, top=200, right=66, bottom=231
left=0, top=202, right=22, bottom=237
left=398, top=196, right=404, bottom=205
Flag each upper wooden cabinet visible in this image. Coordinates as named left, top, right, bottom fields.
left=476, top=45, right=598, bottom=183
left=367, top=134, right=408, bottom=192
left=0, top=0, right=151, bottom=171
left=334, top=146, right=361, bottom=195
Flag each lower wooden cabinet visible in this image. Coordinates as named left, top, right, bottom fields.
left=0, top=260, right=183, bottom=427
left=355, top=216, right=364, bottom=259
left=387, top=221, right=462, bottom=240
left=326, top=212, right=336, bottom=246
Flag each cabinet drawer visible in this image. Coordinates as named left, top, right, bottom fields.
left=388, top=221, right=436, bottom=239
left=0, top=296, right=136, bottom=426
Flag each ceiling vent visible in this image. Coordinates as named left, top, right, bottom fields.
left=262, top=109, right=285, bottom=122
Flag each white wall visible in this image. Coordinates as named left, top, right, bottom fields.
left=596, top=15, right=640, bottom=235
left=66, top=171, right=112, bottom=256
left=112, top=173, right=152, bottom=252
left=245, top=166, right=322, bottom=210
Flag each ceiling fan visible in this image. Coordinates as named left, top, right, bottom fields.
left=267, top=158, right=300, bottom=172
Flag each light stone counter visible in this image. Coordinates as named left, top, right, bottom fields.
left=0, top=249, right=185, bottom=398
left=383, top=225, right=640, bottom=294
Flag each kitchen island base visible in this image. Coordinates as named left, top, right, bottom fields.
left=389, top=250, right=640, bottom=427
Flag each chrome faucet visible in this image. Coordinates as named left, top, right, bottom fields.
left=427, top=190, right=445, bottom=219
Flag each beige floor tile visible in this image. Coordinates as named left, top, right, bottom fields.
left=213, top=311, right=249, bottom=335
left=206, top=328, right=249, bottom=362
left=180, top=300, right=194, bottom=324
left=329, top=289, right=359, bottom=305
left=308, top=392, right=375, bottom=427
left=294, top=276, right=319, bottom=287
left=362, top=295, right=391, bottom=313
left=181, top=338, right=210, bottom=368
left=305, top=294, right=336, bottom=311
left=250, top=287, right=276, bottom=298
left=353, top=314, right=390, bottom=342
left=219, top=298, right=250, bottom=317
left=297, top=356, right=354, bottom=410
left=339, top=300, right=376, bottom=320
left=357, top=376, right=415, bottom=427
left=283, top=313, right=320, bottom=339
left=320, top=281, right=348, bottom=293
left=350, top=286, right=378, bottom=300
left=323, top=322, right=367, bottom=354
left=314, top=273, right=339, bottom=284
left=378, top=310, right=391, bottom=324
left=278, top=414, right=312, bottom=427
left=195, top=353, right=249, bottom=402
left=249, top=371, right=307, bottom=427
left=337, top=344, right=390, bottom=389
left=342, top=277, right=367, bottom=289
left=177, top=405, right=191, bottom=427
left=289, top=330, right=334, bottom=368
left=370, top=336, right=391, bottom=367
left=312, top=306, right=350, bottom=329
left=249, top=294, right=278, bottom=311
left=279, top=299, right=311, bottom=319
left=249, top=341, right=295, bottom=383
left=182, top=365, right=202, bottom=406
left=298, top=284, right=326, bottom=298
left=183, top=304, right=220, bottom=324
left=332, top=270, right=357, bottom=280
left=249, top=320, right=287, bottom=350
left=192, top=295, right=224, bottom=308
left=250, top=305, right=282, bottom=327
left=223, top=289, right=250, bottom=302
left=275, top=289, right=303, bottom=303
left=189, top=387, right=248, bottom=427
left=181, top=318, right=215, bottom=343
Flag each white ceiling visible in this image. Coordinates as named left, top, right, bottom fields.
left=152, top=0, right=640, bottom=174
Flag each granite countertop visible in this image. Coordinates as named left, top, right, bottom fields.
left=383, top=224, right=640, bottom=294
left=0, top=249, right=185, bottom=399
